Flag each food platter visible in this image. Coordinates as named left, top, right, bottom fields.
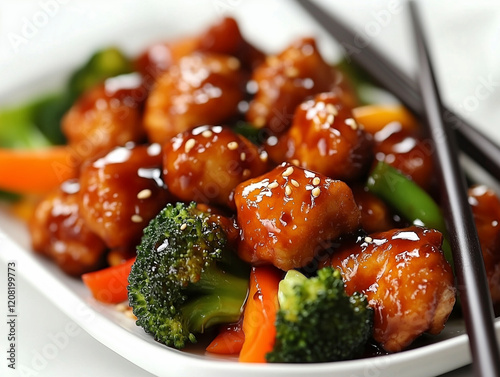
left=1, top=211, right=498, bottom=377
left=1, top=1, right=500, bottom=376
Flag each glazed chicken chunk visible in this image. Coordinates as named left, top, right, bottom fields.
left=468, top=185, right=500, bottom=307
left=62, top=73, right=146, bottom=161
left=371, top=121, right=435, bottom=191
left=79, top=143, right=171, bottom=249
left=30, top=181, right=107, bottom=276
left=163, top=125, right=270, bottom=209
left=246, top=38, right=357, bottom=135
left=351, top=185, right=399, bottom=233
left=234, top=163, right=361, bottom=270
left=134, top=17, right=264, bottom=80
left=143, top=52, right=245, bottom=144
left=266, top=92, right=373, bottom=181
left=326, top=226, right=456, bottom=352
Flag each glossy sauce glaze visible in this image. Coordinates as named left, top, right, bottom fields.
left=325, top=226, right=456, bottom=352
left=266, top=92, right=373, bottom=181
left=79, top=143, right=171, bottom=250
left=372, top=121, right=435, bottom=191
left=62, top=73, right=146, bottom=161
left=134, top=17, right=264, bottom=81
left=143, top=52, right=245, bottom=144
left=351, top=185, right=402, bottom=233
left=235, top=162, right=361, bottom=270
left=163, top=125, right=270, bottom=209
left=468, top=185, right=500, bottom=309
left=30, top=180, right=107, bottom=276
left=246, top=38, right=357, bottom=135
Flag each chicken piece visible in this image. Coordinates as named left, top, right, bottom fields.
left=266, top=92, right=373, bottom=181
left=79, top=143, right=171, bottom=249
left=325, top=226, right=456, bottom=352
left=372, top=121, right=435, bottom=190
left=197, top=17, right=265, bottom=71
left=62, top=73, right=146, bottom=162
left=163, top=125, right=270, bottom=209
left=468, top=185, right=500, bottom=306
left=234, top=163, right=361, bottom=270
left=134, top=17, right=264, bottom=80
left=246, top=38, right=357, bottom=135
left=143, top=53, right=245, bottom=144
left=29, top=181, right=107, bottom=276
left=351, top=185, right=399, bottom=233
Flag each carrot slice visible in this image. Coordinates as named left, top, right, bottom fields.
left=0, top=146, right=77, bottom=194
left=238, top=266, right=282, bottom=363
left=206, top=320, right=245, bottom=355
left=82, top=257, right=136, bottom=304
left=353, top=105, right=418, bottom=135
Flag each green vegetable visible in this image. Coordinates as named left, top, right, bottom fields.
left=67, top=47, right=132, bottom=100
left=266, top=267, right=373, bottom=363
left=232, top=121, right=265, bottom=145
left=0, top=97, right=53, bottom=148
left=367, top=161, right=452, bottom=267
left=336, top=58, right=389, bottom=106
left=0, top=47, right=132, bottom=147
left=127, top=202, right=249, bottom=349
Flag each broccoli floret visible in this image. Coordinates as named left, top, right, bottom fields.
left=128, top=202, right=249, bottom=349
left=266, top=267, right=373, bottom=363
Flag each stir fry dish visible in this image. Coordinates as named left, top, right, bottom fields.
left=2, top=16, right=500, bottom=364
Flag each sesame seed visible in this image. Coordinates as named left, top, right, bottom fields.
left=312, top=177, right=320, bottom=185
left=185, top=138, right=196, bottom=153
left=131, top=214, right=143, bottom=223
left=291, top=179, right=299, bottom=187
left=227, top=57, right=241, bottom=70
left=325, top=103, right=338, bottom=116
left=285, top=66, right=299, bottom=78
left=345, top=118, right=358, bottom=130
left=180, top=223, right=187, bottom=230
left=254, top=116, right=266, bottom=127
left=243, top=169, right=251, bottom=177
left=268, top=181, right=279, bottom=189
left=364, top=236, right=373, bottom=243
left=240, top=152, right=246, bottom=161
left=311, top=187, right=321, bottom=198
left=201, top=130, right=213, bottom=138
left=137, top=189, right=152, bottom=200
left=259, top=151, right=268, bottom=162
left=282, top=166, right=294, bottom=177
left=227, top=141, right=238, bottom=150
left=290, top=159, right=300, bottom=166
left=326, top=114, right=334, bottom=124
left=285, top=185, right=292, bottom=196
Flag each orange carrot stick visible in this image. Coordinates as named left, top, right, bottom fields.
left=82, top=257, right=136, bottom=304
left=0, top=146, right=78, bottom=194
left=206, top=320, right=245, bottom=355
left=238, top=266, right=282, bottom=363
left=353, top=104, right=418, bottom=135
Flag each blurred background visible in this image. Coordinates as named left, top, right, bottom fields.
left=1, top=0, right=499, bottom=376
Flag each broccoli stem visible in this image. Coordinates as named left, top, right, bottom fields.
left=182, top=262, right=249, bottom=333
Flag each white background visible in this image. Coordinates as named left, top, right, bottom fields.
left=1, top=0, right=500, bottom=376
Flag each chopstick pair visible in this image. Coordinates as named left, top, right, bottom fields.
left=295, top=0, right=500, bottom=375
left=409, top=3, right=500, bottom=377
left=295, top=0, right=500, bottom=180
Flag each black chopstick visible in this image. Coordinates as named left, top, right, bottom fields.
left=409, top=2, right=500, bottom=376
left=294, top=0, right=500, bottom=179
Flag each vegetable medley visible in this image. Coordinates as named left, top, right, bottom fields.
left=2, top=16, right=500, bottom=363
